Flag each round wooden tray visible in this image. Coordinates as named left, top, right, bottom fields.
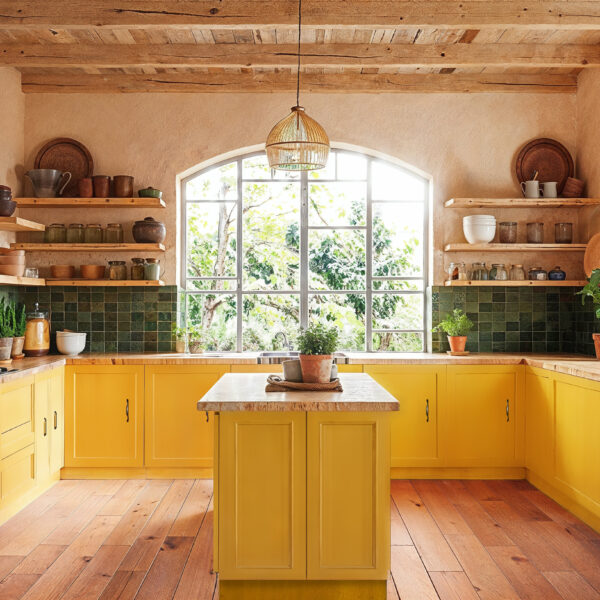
left=584, top=232, right=600, bottom=277
left=34, top=137, right=94, bottom=197
left=515, top=138, right=574, bottom=195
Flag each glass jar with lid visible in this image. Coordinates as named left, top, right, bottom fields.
left=447, top=262, right=467, bottom=281
left=108, top=260, right=127, bottom=280
left=103, top=223, right=124, bottom=244
left=66, top=223, right=84, bottom=244
left=510, top=264, right=526, bottom=280
left=489, top=264, right=508, bottom=281
left=131, top=258, right=145, bottom=280
left=24, top=303, right=50, bottom=357
left=44, top=223, right=66, bottom=243
left=84, top=224, right=103, bottom=244
left=528, top=266, right=548, bottom=281
left=470, top=262, right=489, bottom=280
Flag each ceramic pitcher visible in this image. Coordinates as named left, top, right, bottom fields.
left=26, top=169, right=71, bottom=198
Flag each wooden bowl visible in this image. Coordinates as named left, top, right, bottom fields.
left=0, top=255, right=26, bottom=265
left=0, top=249, right=24, bottom=256
left=0, top=264, right=25, bottom=277
left=80, top=264, right=105, bottom=280
left=50, top=265, right=75, bottom=278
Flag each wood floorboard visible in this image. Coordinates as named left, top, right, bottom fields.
left=1, top=478, right=599, bottom=600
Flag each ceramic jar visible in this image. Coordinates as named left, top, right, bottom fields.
left=133, top=217, right=166, bottom=244
left=549, top=266, right=566, bottom=280
left=528, top=266, right=548, bottom=281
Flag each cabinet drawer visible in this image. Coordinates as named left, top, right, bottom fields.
left=0, top=377, right=34, bottom=433
left=0, top=444, right=35, bottom=505
left=1, top=422, right=34, bottom=460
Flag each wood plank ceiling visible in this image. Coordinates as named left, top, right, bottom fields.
left=2, top=1, right=600, bottom=93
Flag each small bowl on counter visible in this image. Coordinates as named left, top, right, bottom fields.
left=80, top=264, right=106, bottom=280
left=56, top=331, right=86, bottom=356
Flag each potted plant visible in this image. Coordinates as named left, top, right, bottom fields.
left=9, top=303, right=26, bottom=358
left=297, top=323, right=339, bottom=384
left=0, top=299, right=14, bottom=361
left=187, top=325, right=205, bottom=355
left=577, top=269, right=600, bottom=358
left=432, top=308, right=474, bottom=353
left=172, top=325, right=187, bottom=353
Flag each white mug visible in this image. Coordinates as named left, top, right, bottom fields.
left=520, top=180, right=540, bottom=198
left=541, top=181, right=558, bottom=198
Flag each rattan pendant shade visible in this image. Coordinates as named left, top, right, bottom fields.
left=266, top=106, right=330, bottom=171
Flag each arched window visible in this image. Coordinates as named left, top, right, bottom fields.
left=181, top=148, right=429, bottom=352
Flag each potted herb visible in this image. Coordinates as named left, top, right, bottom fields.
left=187, top=325, right=205, bottom=355
left=172, top=325, right=187, bottom=354
left=297, top=323, right=339, bottom=383
left=577, top=269, right=600, bottom=358
left=432, top=308, right=474, bottom=353
left=10, top=303, right=26, bottom=358
left=0, top=299, right=14, bottom=361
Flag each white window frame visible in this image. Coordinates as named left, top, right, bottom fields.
left=181, top=148, right=429, bottom=352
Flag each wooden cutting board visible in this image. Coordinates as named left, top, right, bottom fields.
left=515, top=138, right=574, bottom=194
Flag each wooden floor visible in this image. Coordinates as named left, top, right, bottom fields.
left=0, top=480, right=599, bottom=599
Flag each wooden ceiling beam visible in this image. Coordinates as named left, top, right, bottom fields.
left=3, top=43, right=600, bottom=68
left=2, top=1, right=600, bottom=30
left=20, top=71, right=577, bottom=93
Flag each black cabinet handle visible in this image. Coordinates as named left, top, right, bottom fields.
left=125, top=398, right=129, bottom=423
left=43, top=417, right=47, bottom=437
left=425, top=398, right=430, bottom=423
left=506, top=399, right=510, bottom=422
left=53, top=410, right=58, bottom=430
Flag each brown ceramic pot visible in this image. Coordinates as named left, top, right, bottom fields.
left=593, top=333, right=600, bottom=360
left=92, top=175, right=110, bottom=198
left=448, top=335, right=467, bottom=353
left=11, top=336, right=24, bottom=358
left=0, top=337, right=13, bottom=361
left=0, top=199, right=16, bottom=217
left=78, top=178, right=93, bottom=198
left=113, top=175, right=134, bottom=198
left=299, top=354, right=333, bottom=384
left=133, top=217, right=166, bottom=243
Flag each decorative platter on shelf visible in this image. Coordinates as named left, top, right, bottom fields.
left=584, top=232, right=600, bottom=277
left=34, top=137, right=93, bottom=197
left=515, top=138, right=574, bottom=195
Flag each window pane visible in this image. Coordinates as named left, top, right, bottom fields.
left=308, top=154, right=336, bottom=180
left=243, top=181, right=300, bottom=290
left=371, top=160, right=426, bottom=201
left=309, top=294, right=365, bottom=351
left=373, top=202, right=423, bottom=277
left=186, top=161, right=237, bottom=200
left=186, top=202, right=236, bottom=278
left=242, top=294, right=300, bottom=351
left=187, top=279, right=236, bottom=292
left=308, top=182, right=366, bottom=226
left=337, top=152, right=367, bottom=180
left=242, top=154, right=300, bottom=181
left=309, top=229, right=366, bottom=291
left=372, top=279, right=424, bottom=291
left=373, top=332, right=423, bottom=352
left=372, top=293, right=424, bottom=330
left=186, top=293, right=237, bottom=351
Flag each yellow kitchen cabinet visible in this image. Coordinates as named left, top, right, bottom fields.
left=365, top=365, right=443, bottom=467
left=218, top=411, right=306, bottom=580
left=445, top=365, right=524, bottom=467
left=49, top=368, right=65, bottom=474
left=144, top=365, right=228, bottom=467
left=307, top=411, right=390, bottom=581
left=525, top=367, right=554, bottom=482
left=65, top=365, right=144, bottom=467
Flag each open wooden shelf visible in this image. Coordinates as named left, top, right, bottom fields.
left=445, top=198, right=600, bottom=208
left=45, top=279, right=165, bottom=287
left=445, top=280, right=586, bottom=287
left=0, top=274, right=45, bottom=287
left=10, top=243, right=165, bottom=252
left=14, top=197, right=166, bottom=209
left=444, top=243, right=586, bottom=252
left=0, top=217, right=45, bottom=232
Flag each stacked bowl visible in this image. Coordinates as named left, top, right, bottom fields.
left=56, top=331, right=87, bottom=355
left=463, top=215, right=497, bottom=244
left=0, top=249, right=25, bottom=277
left=0, top=186, right=16, bottom=217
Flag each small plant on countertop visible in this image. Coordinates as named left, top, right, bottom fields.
left=576, top=269, right=600, bottom=358
left=296, top=323, right=339, bottom=384
left=172, top=324, right=187, bottom=353
left=432, top=308, right=474, bottom=353
left=0, top=299, right=14, bottom=338
left=187, top=325, right=207, bottom=354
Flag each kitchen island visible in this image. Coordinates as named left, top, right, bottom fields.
left=197, top=372, right=399, bottom=600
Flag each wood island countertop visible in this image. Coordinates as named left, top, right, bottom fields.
left=196, top=373, right=400, bottom=412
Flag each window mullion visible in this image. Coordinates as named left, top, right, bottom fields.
left=236, top=158, right=243, bottom=352
left=366, top=158, right=373, bottom=352
left=300, top=171, right=309, bottom=329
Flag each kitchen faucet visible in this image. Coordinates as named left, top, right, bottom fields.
left=273, top=331, right=293, bottom=351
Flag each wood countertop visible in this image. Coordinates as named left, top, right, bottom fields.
left=196, top=373, right=400, bottom=412
left=0, top=356, right=66, bottom=384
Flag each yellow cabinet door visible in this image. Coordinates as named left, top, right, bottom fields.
left=525, top=367, right=554, bottom=482
left=145, top=365, right=228, bottom=467
left=307, top=412, right=390, bottom=581
left=0, top=376, right=35, bottom=461
left=365, top=365, right=442, bottom=467
left=49, top=368, right=65, bottom=474
left=65, top=366, right=144, bottom=467
left=218, top=412, right=306, bottom=580
left=445, top=366, right=524, bottom=467
left=554, top=376, right=600, bottom=504
left=34, top=372, right=51, bottom=482
left=0, top=445, right=35, bottom=506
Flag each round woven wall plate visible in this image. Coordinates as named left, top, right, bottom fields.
left=515, top=138, right=574, bottom=195
left=34, top=138, right=93, bottom=197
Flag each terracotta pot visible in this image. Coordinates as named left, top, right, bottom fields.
left=92, top=175, right=110, bottom=198
left=133, top=217, right=166, bottom=244
left=78, top=178, right=93, bottom=198
left=299, top=354, right=333, bottom=384
left=11, top=336, right=24, bottom=358
left=0, top=337, right=13, bottom=361
left=593, top=334, right=600, bottom=360
left=175, top=339, right=186, bottom=353
left=448, top=335, right=467, bottom=353
left=113, top=175, right=134, bottom=198
left=189, top=340, right=204, bottom=354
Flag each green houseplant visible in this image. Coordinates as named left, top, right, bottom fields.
left=172, top=324, right=187, bottom=354
left=577, top=269, right=600, bottom=358
left=296, top=323, right=339, bottom=383
left=9, top=302, right=26, bottom=358
left=432, top=308, right=474, bottom=353
left=187, top=325, right=206, bottom=355
left=0, top=299, right=14, bottom=361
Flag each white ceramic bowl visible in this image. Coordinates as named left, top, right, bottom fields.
left=463, top=220, right=496, bottom=244
left=56, top=332, right=86, bottom=355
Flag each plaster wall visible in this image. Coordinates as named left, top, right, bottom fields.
left=22, top=91, right=577, bottom=284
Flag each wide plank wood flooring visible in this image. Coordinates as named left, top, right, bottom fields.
left=0, top=479, right=599, bottom=599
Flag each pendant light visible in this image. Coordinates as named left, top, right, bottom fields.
left=265, top=0, right=330, bottom=171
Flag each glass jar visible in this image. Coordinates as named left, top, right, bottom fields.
left=104, top=223, right=124, bottom=244
left=499, top=222, right=517, bottom=244
left=84, top=224, right=103, bottom=244
left=66, top=223, right=84, bottom=244
left=23, top=303, right=50, bottom=357
left=131, top=258, right=145, bottom=280
left=447, top=262, right=467, bottom=281
left=549, top=266, right=566, bottom=280
left=528, top=266, right=548, bottom=281
left=144, top=258, right=161, bottom=280
left=555, top=222, right=573, bottom=244
left=527, top=222, right=544, bottom=244
left=44, top=223, right=66, bottom=243
left=470, top=262, right=488, bottom=280
left=489, top=264, right=508, bottom=281
left=510, top=264, right=526, bottom=280
left=108, top=260, right=127, bottom=280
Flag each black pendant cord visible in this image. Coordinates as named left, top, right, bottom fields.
left=296, top=0, right=302, bottom=107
